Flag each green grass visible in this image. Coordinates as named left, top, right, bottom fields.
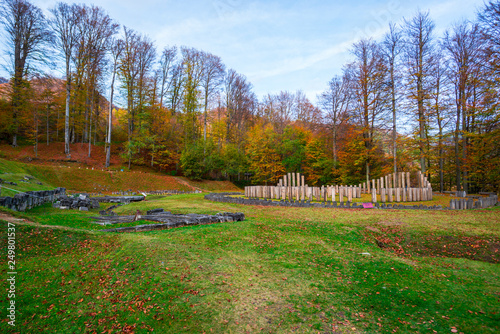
left=1, top=193, right=499, bottom=333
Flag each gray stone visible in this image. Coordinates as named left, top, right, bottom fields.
left=79, top=207, right=89, bottom=211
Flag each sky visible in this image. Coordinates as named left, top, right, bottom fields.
left=1, top=0, right=487, bottom=103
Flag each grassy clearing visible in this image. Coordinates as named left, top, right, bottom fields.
left=1, top=194, right=499, bottom=333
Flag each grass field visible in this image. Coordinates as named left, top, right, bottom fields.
left=1, top=193, right=499, bottom=333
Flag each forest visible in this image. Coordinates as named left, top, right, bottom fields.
left=0, top=0, right=499, bottom=193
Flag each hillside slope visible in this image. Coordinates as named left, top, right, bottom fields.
left=0, top=158, right=241, bottom=196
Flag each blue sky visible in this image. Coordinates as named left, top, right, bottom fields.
left=3, top=0, right=486, bottom=102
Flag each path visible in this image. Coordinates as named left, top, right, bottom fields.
left=0, top=212, right=90, bottom=232
left=174, top=177, right=204, bottom=192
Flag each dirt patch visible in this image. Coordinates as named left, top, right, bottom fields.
left=364, top=225, right=500, bottom=264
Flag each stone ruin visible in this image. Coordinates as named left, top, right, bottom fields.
left=0, top=188, right=66, bottom=211
left=91, top=208, right=245, bottom=233
left=52, top=194, right=100, bottom=211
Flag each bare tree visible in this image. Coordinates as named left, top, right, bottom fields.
left=106, top=38, right=124, bottom=168
left=403, top=11, right=435, bottom=174
left=295, top=90, right=322, bottom=132
left=0, top=0, right=51, bottom=146
left=319, top=75, right=351, bottom=164
left=118, top=27, right=155, bottom=168
left=70, top=4, right=118, bottom=157
left=158, top=46, right=177, bottom=110
left=443, top=21, right=483, bottom=192
left=50, top=2, right=80, bottom=157
left=200, top=52, right=225, bottom=142
left=429, top=51, right=452, bottom=192
left=224, top=69, right=256, bottom=146
left=382, top=23, right=403, bottom=173
left=168, top=63, right=184, bottom=114
left=478, top=1, right=500, bottom=75
left=347, top=38, right=388, bottom=183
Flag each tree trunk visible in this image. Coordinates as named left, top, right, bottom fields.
left=65, top=60, right=71, bottom=157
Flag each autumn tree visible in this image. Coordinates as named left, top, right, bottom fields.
left=0, top=0, right=51, bottom=146
left=180, top=46, right=204, bottom=144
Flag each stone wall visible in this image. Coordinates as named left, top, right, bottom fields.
left=0, top=188, right=66, bottom=212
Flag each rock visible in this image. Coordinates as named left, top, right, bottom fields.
left=147, top=208, right=165, bottom=215
left=79, top=207, right=89, bottom=211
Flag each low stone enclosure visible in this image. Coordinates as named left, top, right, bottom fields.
left=89, top=190, right=202, bottom=197
left=206, top=192, right=498, bottom=210
left=93, top=210, right=245, bottom=233
left=0, top=188, right=66, bottom=211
